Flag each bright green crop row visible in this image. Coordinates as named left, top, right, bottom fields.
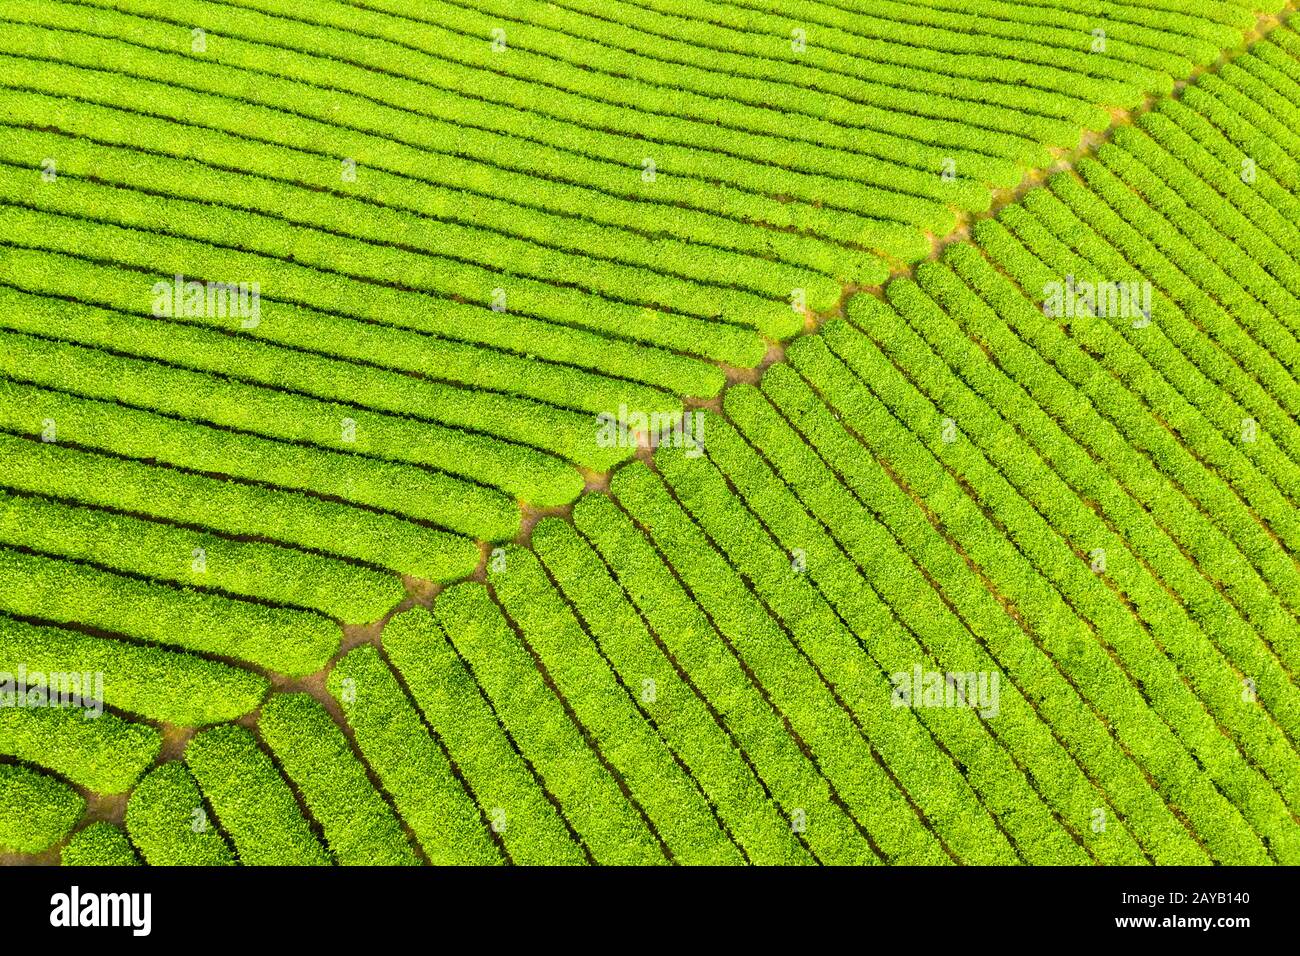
left=0, top=56, right=907, bottom=266
left=1200, top=68, right=1300, bottom=166
left=972, top=214, right=1284, bottom=561
left=1093, top=132, right=1300, bottom=377
left=0, top=152, right=778, bottom=364
left=549, top=0, right=1138, bottom=106
left=0, top=199, right=728, bottom=395
left=0, top=85, right=885, bottom=284
left=327, top=646, right=503, bottom=865
left=431, top=583, right=667, bottom=865
left=1086, top=134, right=1300, bottom=416
left=790, top=0, right=1206, bottom=63
left=381, top=610, right=587, bottom=866
left=125, top=763, right=235, bottom=866
left=904, top=265, right=1300, bottom=748
left=0, top=239, right=684, bottom=432
left=940, top=241, right=1300, bottom=667
left=258, top=694, right=420, bottom=866
left=0, top=27, right=831, bottom=339
left=946, top=234, right=1300, bottom=621
left=1181, top=81, right=1299, bottom=191
left=32, top=1, right=964, bottom=239
left=654, top=432, right=1078, bottom=863
left=610, top=460, right=950, bottom=864
left=571, top=492, right=878, bottom=865
left=198, top=0, right=1013, bottom=208
left=133, top=0, right=919, bottom=234
left=1218, top=55, right=1300, bottom=162
left=1144, top=72, right=1300, bottom=266
left=268, top=0, right=1043, bottom=175
left=0, top=490, right=404, bottom=625
left=0, top=107, right=854, bottom=309
left=0, top=432, right=477, bottom=583
left=594, top=0, right=1174, bottom=95
left=999, top=191, right=1300, bottom=545
left=1242, top=57, right=1300, bottom=143
left=1269, top=23, right=1300, bottom=60
left=722, top=379, right=1166, bottom=862
left=982, top=210, right=1300, bottom=622
left=544, top=0, right=1115, bottom=136
left=184, top=724, right=331, bottom=866
left=0, top=149, right=797, bottom=358
left=61, top=822, right=140, bottom=866
left=386, top=0, right=1051, bottom=175
left=740, top=365, right=1206, bottom=864
left=0, top=546, right=338, bottom=678
left=788, top=0, right=1223, bottom=63
left=1055, top=180, right=1300, bottom=486
left=1153, top=93, right=1300, bottom=228
left=449, top=0, right=1116, bottom=132
left=898, top=0, right=1248, bottom=48
left=1242, top=39, right=1300, bottom=105
left=1256, top=30, right=1300, bottom=92
left=1021, top=173, right=1300, bottom=550
left=698, top=397, right=1117, bottom=862
left=0, top=704, right=160, bottom=795
left=0, top=763, right=83, bottom=854
left=993, top=184, right=1300, bottom=530
left=0, top=378, right=518, bottom=542
left=1, top=326, right=582, bottom=509
left=826, top=306, right=1300, bottom=819
left=489, top=545, right=744, bottom=865
left=1051, top=155, right=1300, bottom=441
left=785, top=333, right=1284, bottom=864
left=0, top=613, right=267, bottom=726
left=530, top=518, right=813, bottom=865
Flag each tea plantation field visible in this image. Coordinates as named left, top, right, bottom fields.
left=1, top=0, right=1297, bottom=866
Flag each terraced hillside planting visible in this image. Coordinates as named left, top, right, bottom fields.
left=1, top=0, right=1298, bottom=869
